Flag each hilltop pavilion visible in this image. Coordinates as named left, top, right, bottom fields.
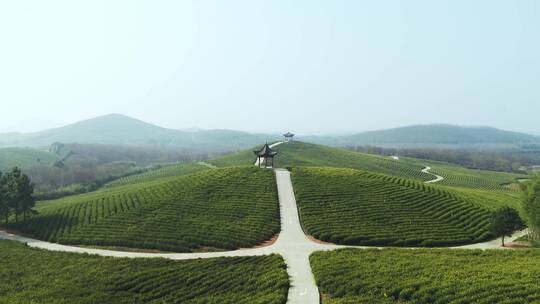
left=254, top=143, right=278, bottom=168
left=283, top=132, right=295, bottom=142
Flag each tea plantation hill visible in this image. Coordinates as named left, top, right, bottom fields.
left=292, top=167, right=494, bottom=247
left=8, top=167, right=280, bottom=252
left=0, top=240, right=289, bottom=304
left=311, top=248, right=540, bottom=304
left=210, top=141, right=526, bottom=192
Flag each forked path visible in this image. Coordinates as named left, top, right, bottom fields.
left=0, top=168, right=527, bottom=304
left=0, top=168, right=339, bottom=304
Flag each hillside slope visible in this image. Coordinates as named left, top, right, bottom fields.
left=211, top=141, right=434, bottom=181
left=7, top=167, right=280, bottom=252
left=210, top=141, right=524, bottom=191
left=0, top=147, right=57, bottom=171
left=292, top=167, right=494, bottom=246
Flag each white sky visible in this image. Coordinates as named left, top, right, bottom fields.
left=1, top=0, right=539, bottom=135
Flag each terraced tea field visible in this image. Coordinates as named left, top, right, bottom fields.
left=0, top=240, right=289, bottom=304
left=8, top=167, right=280, bottom=252
left=426, top=163, right=526, bottom=190
left=311, top=248, right=540, bottom=304
left=292, top=167, right=493, bottom=246
left=105, top=162, right=210, bottom=187
left=211, top=141, right=433, bottom=181
left=211, top=141, right=525, bottom=192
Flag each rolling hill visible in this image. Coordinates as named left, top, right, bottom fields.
left=210, top=141, right=525, bottom=191
left=304, top=124, right=540, bottom=148
left=293, top=167, right=493, bottom=246
left=0, top=114, right=279, bottom=153
left=8, top=167, right=280, bottom=252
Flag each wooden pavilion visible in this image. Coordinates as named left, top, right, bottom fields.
left=283, top=132, right=295, bottom=142
left=254, top=143, right=278, bottom=168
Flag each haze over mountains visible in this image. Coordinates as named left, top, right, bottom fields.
left=1, top=114, right=538, bottom=151
left=0, top=114, right=279, bottom=152
left=306, top=124, right=540, bottom=149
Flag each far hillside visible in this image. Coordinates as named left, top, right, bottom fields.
left=0, top=114, right=279, bottom=153
left=304, top=124, right=540, bottom=149
left=0, top=147, right=57, bottom=171
left=210, top=141, right=526, bottom=191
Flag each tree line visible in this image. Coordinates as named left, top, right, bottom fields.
left=0, top=167, right=36, bottom=223
left=490, top=174, right=540, bottom=246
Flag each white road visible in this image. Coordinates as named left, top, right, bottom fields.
left=422, top=166, right=445, bottom=183
left=0, top=164, right=529, bottom=304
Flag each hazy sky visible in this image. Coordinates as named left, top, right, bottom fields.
left=1, top=1, right=539, bottom=135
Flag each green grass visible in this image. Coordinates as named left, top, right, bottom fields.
left=105, top=162, right=210, bottom=187
left=211, top=141, right=433, bottom=181
left=0, top=147, right=57, bottom=171
left=0, top=240, right=289, bottom=304
left=311, top=248, right=540, bottom=304
left=7, top=167, right=280, bottom=252
left=292, top=167, right=494, bottom=246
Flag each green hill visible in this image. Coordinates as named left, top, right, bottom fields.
left=292, top=167, right=494, bottom=246
left=7, top=167, right=279, bottom=252
left=0, top=147, right=57, bottom=171
left=211, top=141, right=434, bottom=181
left=211, top=141, right=524, bottom=191
left=311, top=248, right=540, bottom=304
left=0, top=114, right=279, bottom=152
left=0, top=240, right=288, bottom=304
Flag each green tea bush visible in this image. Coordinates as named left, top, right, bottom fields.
left=8, top=167, right=279, bottom=252
left=311, top=248, right=540, bottom=304
left=292, top=167, right=493, bottom=246
left=0, top=240, right=289, bottom=304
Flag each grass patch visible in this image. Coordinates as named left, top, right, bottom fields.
left=7, top=167, right=280, bottom=252
left=311, top=248, right=540, bottom=304
left=0, top=240, right=288, bottom=304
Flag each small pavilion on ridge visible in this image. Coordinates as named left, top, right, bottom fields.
left=283, top=132, right=295, bottom=142
left=254, top=143, right=278, bottom=168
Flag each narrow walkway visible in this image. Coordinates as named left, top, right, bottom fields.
left=0, top=166, right=527, bottom=304
left=422, top=166, right=444, bottom=183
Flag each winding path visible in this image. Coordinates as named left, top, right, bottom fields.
left=0, top=164, right=528, bottom=304
left=422, top=166, right=445, bottom=183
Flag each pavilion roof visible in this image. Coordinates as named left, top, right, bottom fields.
left=283, top=132, right=295, bottom=137
left=254, top=143, right=278, bottom=157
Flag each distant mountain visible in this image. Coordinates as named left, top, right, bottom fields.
left=0, top=114, right=279, bottom=152
left=303, top=124, right=540, bottom=148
